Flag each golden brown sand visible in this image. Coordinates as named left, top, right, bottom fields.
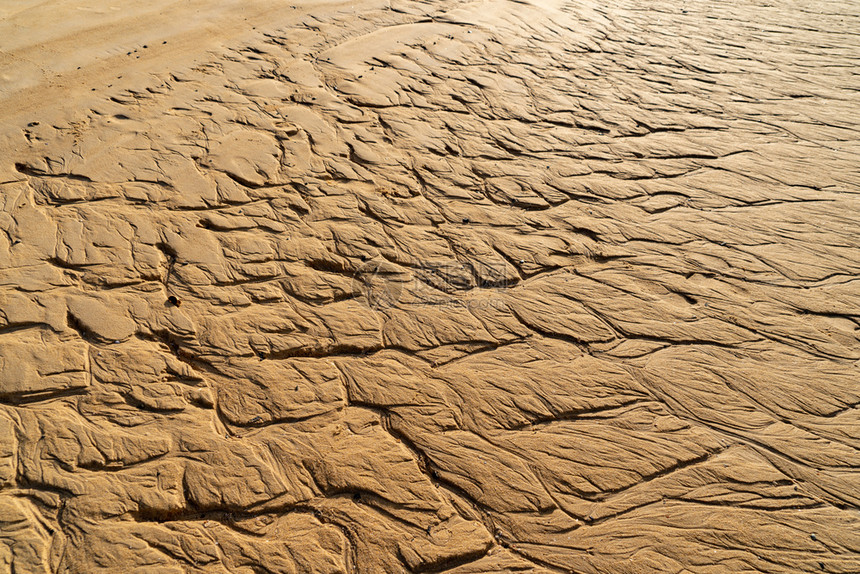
left=1, top=1, right=859, bottom=572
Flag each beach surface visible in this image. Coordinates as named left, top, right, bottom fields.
left=1, top=1, right=859, bottom=572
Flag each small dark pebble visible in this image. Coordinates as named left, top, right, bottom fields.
left=352, top=492, right=361, bottom=502
left=430, top=469, right=439, bottom=479
left=27, top=121, right=39, bottom=127
left=462, top=217, right=470, bottom=224
left=294, top=385, right=299, bottom=392
left=142, top=45, right=148, bottom=49
left=167, top=295, right=181, bottom=307
left=163, top=41, right=167, bottom=44
left=819, top=562, right=824, bottom=569
left=811, top=533, right=817, bottom=541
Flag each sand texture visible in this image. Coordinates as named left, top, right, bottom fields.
left=1, top=0, right=859, bottom=572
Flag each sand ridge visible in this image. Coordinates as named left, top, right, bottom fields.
left=1, top=0, right=859, bottom=572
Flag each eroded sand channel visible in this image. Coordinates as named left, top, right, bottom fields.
left=1, top=1, right=858, bottom=572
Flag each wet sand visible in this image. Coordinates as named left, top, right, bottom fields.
left=1, top=1, right=859, bottom=572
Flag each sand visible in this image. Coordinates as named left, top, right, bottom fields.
left=1, top=0, right=859, bottom=572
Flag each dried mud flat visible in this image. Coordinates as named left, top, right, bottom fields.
left=1, top=1, right=859, bottom=572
